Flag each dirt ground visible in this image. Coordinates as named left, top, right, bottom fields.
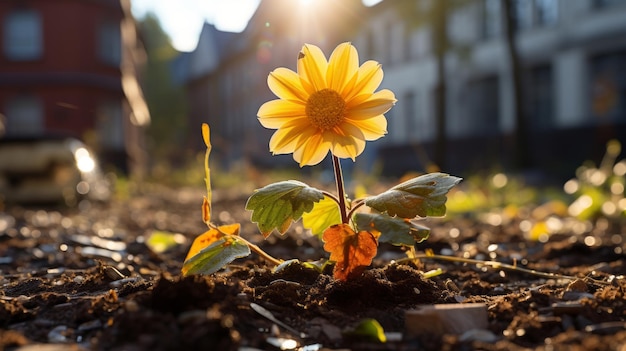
left=0, top=184, right=624, bottom=350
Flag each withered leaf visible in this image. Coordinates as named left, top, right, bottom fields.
left=322, top=223, right=377, bottom=281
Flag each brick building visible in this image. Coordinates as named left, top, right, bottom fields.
left=0, top=0, right=150, bottom=175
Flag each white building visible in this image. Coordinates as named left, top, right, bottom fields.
left=178, top=0, right=626, bottom=180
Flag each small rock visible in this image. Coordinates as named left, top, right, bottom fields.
left=561, top=291, right=594, bottom=301
left=552, top=302, right=584, bottom=315
left=585, top=321, right=626, bottom=335
left=78, top=319, right=102, bottom=331
left=103, top=266, right=125, bottom=281
left=565, top=279, right=588, bottom=293
left=47, top=325, right=69, bottom=343
left=458, top=329, right=498, bottom=343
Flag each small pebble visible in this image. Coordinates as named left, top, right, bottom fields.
left=561, top=291, right=594, bottom=301
left=109, top=277, right=140, bottom=288
left=552, top=302, right=584, bottom=315
left=124, top=300, right=139, bottom=313
left=565, top=279, right=588, bottom=293
left=103, top=266, right=125, bottom=281
left=585, top=321, right=626, bottom=335
left=78, top=319, right=102, bottom=331
left=47, top=325, right=68, bottom=343
left=459, top=329, right=498, bottom=343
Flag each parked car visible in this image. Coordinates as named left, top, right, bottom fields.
left=0, top=135, right=111, bottom=206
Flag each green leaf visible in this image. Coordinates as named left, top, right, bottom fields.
left=346, top=318, right=387, bottom=343
left=182, top=236, right=251, bottom=276
left=302, top=195, right=342, bottom=237
left=354, top=213, right=430, bottom=246
left=272, top=258, right=325, bottom=274
left=246, top=180, right=324, bottom=237
left=365, top=173, right=462, bottom=219
left=146, top=230, right=185, bottom=253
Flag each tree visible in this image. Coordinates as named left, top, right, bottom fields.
left=138, top=13, right=188, bottom=166
left=395, top=0, right=472, bottom=171
left=501, top=0, right=531, bottom=169
left=432, top=0, right=449, bottom=171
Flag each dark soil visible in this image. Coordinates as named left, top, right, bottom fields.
left=0, top=184, right=624, bottom=350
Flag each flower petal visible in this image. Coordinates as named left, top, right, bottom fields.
left=258, top=100, right=307, bottom=129
left=343, top=60, right=383, bottom=101
left=327, top=42, right=359, bottom=92
left=297, top=44, right=328, bottom=91
left=347, top=89, right=397, bottom=119
left=269, top=122, right=312, bottom=154
left=327, top=127, right=366, bottom=160
left=294, top=132, right=331, bottom=167
left=344, top=115, right=387, bottom=140
left=268, top=68, right=309, bottom=102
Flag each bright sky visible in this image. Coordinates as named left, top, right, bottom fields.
left=131, top=0, right=383, bottom=52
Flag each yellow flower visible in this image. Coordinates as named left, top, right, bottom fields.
left=258, top=42, right=396, bottom=167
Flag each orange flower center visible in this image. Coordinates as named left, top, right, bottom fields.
left=305, top=89, right=346, bottom=130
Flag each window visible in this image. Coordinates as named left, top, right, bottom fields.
left=526, top=65, right=554, bottom=130
left=97, top=101, right=124, bottom=149
left=3, top=10, right=43, bottom=60
left=482, top=0, right=501, bottom=39
left=365, top=29, right=375, bottom=59
left=466, top=76, right=500, bottom=136
left=511, top=0, right=533, bottom=31
left=98, top=20, right=121, bottom=66
left=404, top=92, right=417, bottom=141
left=593, top=0, right=625, bottom=9
left=590, top=51, right=626, bottom=124
left=535, top=0, right=558, bottom=26
left=4, top=95, right=44, bottom=135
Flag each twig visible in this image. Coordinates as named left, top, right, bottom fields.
left=396, top=254, right=611, bottom=286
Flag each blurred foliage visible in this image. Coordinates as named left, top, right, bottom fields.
left=446, top=171, right=540, bottom=215
left=440, top=140, right=624, bottom=243
left=138, top=13, right=188, bottom=164
left=564, top=139, right=625, bottom=220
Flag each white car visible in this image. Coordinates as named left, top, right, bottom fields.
left=0, top=136, right=111, bottom=206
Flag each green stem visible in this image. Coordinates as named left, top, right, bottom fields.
left=332, top=155, right=349, bottom=224
left=321, top=190, right=340, bottom=205
left=211, top=223, right=282, bottom=266
left=347, top=200, right=366, bottom=219
left=241, top=237, right=283, bottom=266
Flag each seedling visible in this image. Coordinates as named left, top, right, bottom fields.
left=182, top=43, right=461, bottom=280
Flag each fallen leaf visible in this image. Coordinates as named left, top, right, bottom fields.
left=347, top=318, right=387, bottom=343
left=322, top=224, right=377, bottom=281
left=146, top=231, right=185, bottom=253
left=182, top=234, right=250, bottom=276
left=184, top=223, right=240, bottom=262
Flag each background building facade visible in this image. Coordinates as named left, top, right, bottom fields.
left=0, top=0, right=150, bottom=175
left=176, top=0, right=626, bottom=181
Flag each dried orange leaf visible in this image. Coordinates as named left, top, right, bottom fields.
left=184, top=223, right=240, bottom=262
left=322, top=224, right=377, bottom=281
left=202, top=197, right=211, bottom=224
